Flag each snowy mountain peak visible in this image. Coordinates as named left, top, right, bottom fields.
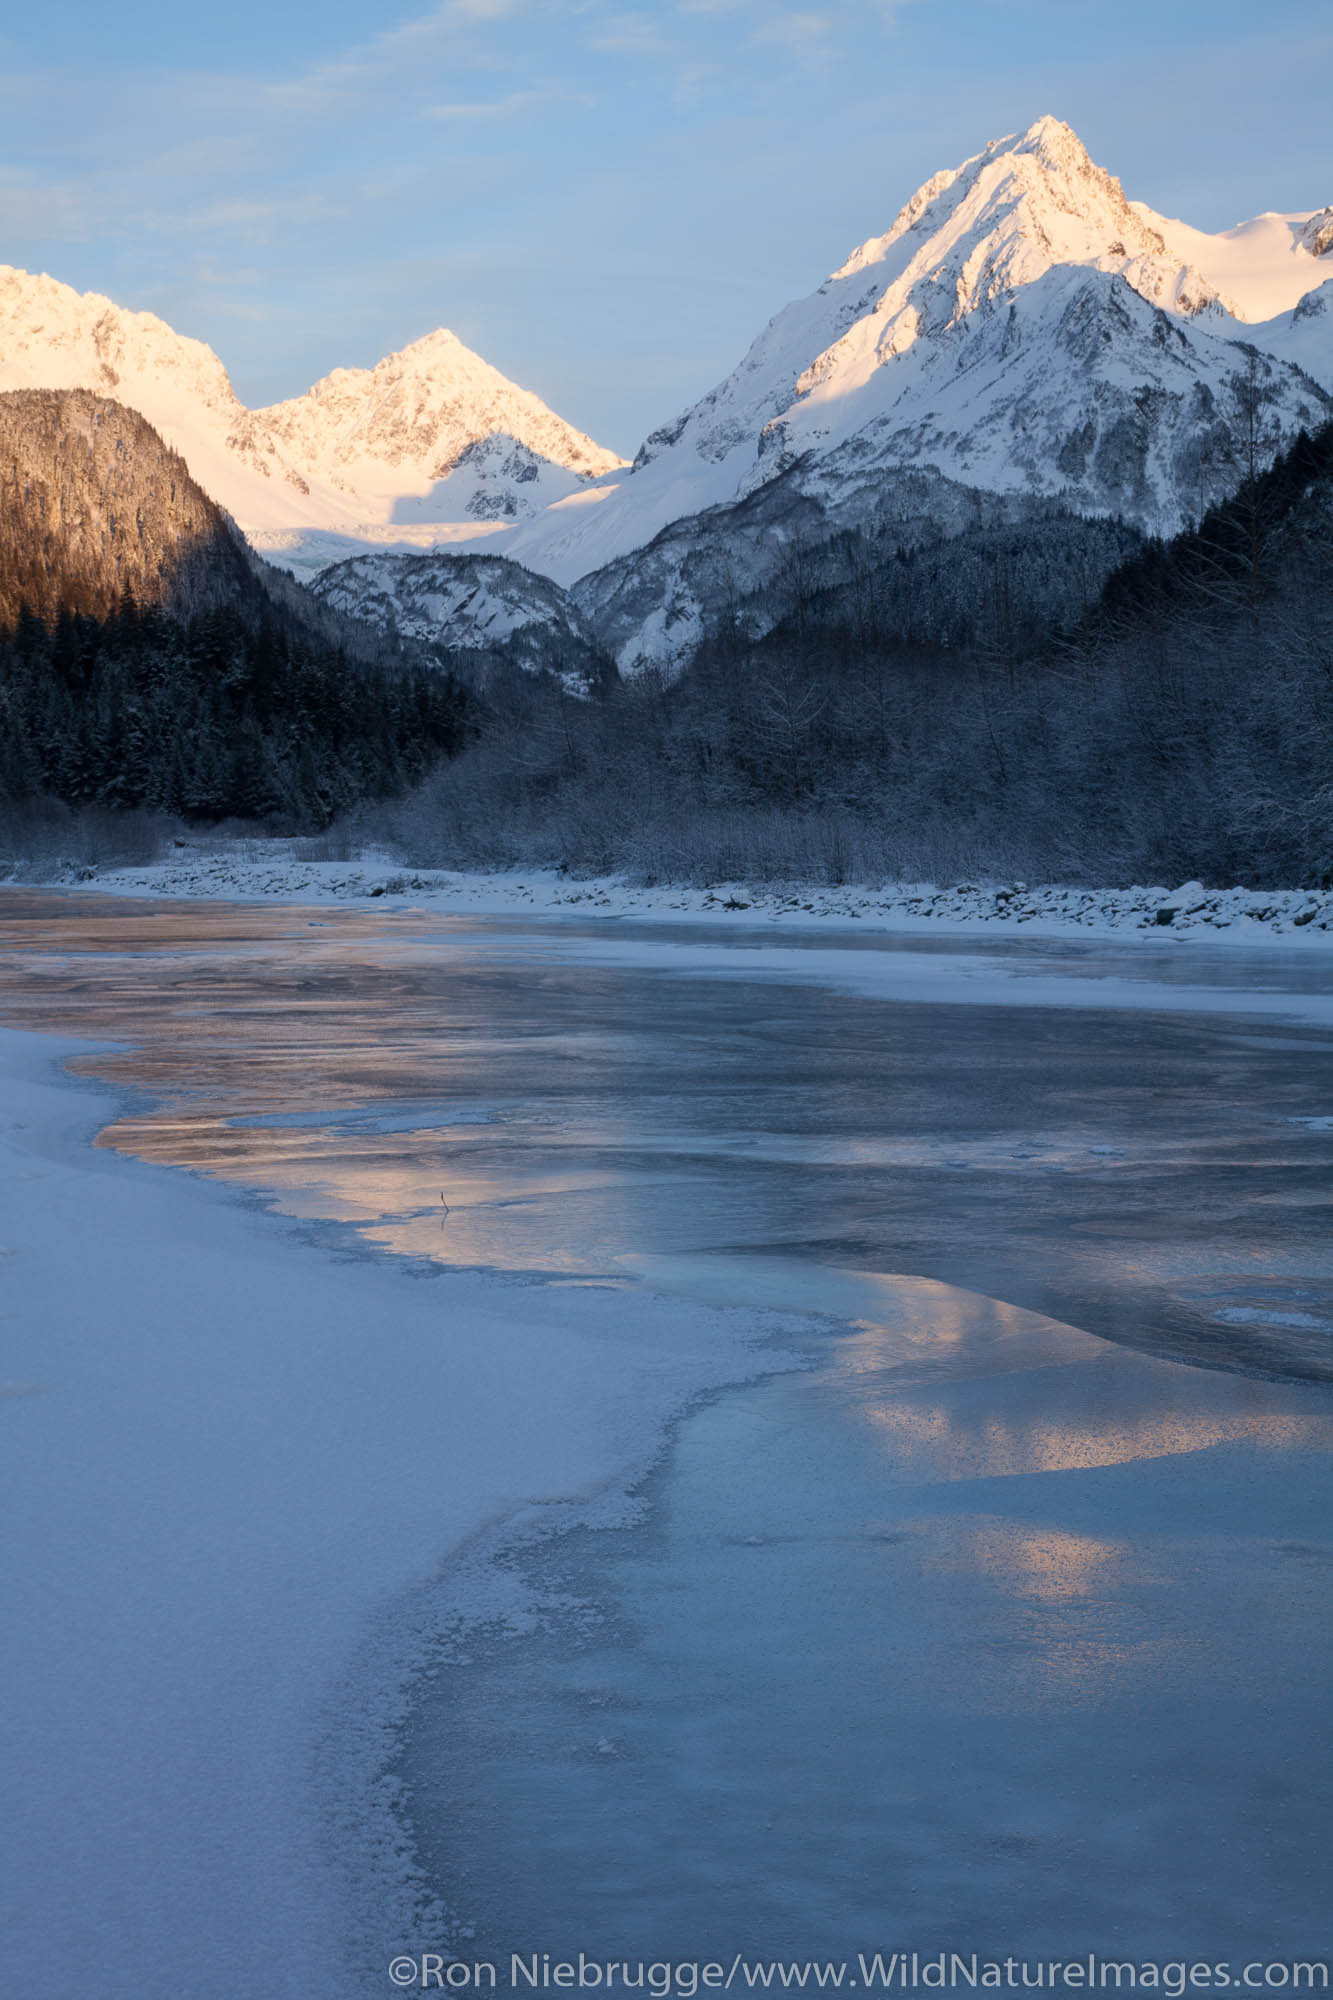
left=827, top=114, right=1206, bottom=331
left=280, top=326, right=515, bottom=410
left=0, top=263, right=245, bottom=423
left=1010, top=113, right=1137, bottom=194
left=258, top=323, right=625, bottom=495
left=501, top=118, right=1333, bottom=603
left=389, top=326, right=470, bottom=362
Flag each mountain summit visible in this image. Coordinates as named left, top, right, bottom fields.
left=251, top=327, right=625, bottom=532
left=500, top=117, right=1332, bottom=591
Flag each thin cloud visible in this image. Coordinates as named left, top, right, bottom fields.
left=590, top=14, right=676, bottom=53
left=190, top=193, right=342, bottom=234
left=186, top=255, right=267, bottom=291
left=671, top=62, right=717, bottom=104
left=428, top=88, right=547, bottom=119
left=0, top=170, right=94, bottom=244
left=754, top=11, right=834, bottom=46
left=259, top=0, right=527, bottom=116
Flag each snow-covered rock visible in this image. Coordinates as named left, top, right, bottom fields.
left=569, top=458, right=1140, bottom=677
left=0, top=266, right=626, bottom=548
left=1299, top=209, right=1333, bottom=261
left=311, top=549, right=605, bottom=683
left=503, top=116, right=1333, bottom=591
left=41, top=844, right=1333, bottom=952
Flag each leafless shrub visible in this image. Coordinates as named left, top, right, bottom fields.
left=0, top=797, right=174, bottom=878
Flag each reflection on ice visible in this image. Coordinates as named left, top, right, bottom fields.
left=835, top=1272, right=1106, bottom=1371
left=401, top=1278, right=1333, bottom=1961
left=938, top=1520, right=1126, bottom=1603
left=862, top=1381, right=1323, bottom=1480
left=1, top=890, right=1329, bottom=1378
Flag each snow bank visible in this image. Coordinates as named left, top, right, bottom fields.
left=37, top=844, right=1333, bottom=949
left=0, top=1029, right=784, bottom=2000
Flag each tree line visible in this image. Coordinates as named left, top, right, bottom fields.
left=0, top=595, right=469, bottom=828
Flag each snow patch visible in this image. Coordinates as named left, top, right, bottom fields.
left=0, top=1026, right=786, bottom=1998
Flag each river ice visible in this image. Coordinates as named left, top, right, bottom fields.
left=0, top=892, right=1329, bottom=1994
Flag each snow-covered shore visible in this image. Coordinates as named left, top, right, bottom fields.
left=0, top=1027, right=783, bottom=2000
left=22, top=844, right=1333, bottom=947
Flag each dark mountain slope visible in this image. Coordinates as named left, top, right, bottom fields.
left=1093, top=417, right=1333, bottom=624
left=0, top=389, right=254, bottom=629
left=0, top=390, right=471, bottom=828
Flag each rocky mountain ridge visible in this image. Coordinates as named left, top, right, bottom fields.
left=311, top=548, right=607, bottom=687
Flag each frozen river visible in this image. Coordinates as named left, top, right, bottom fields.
left=1, top=891, right=1330, bottom=1985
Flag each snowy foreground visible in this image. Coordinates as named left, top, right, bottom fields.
left=42, top=846, right=1333, bottom=947
left=0, top=1027, right=784, bottom=2000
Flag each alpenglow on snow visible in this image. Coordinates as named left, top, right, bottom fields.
left=0, top=265, right=627, bottom=569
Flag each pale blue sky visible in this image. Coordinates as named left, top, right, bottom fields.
left=2, top=1, right=1328, bottom=452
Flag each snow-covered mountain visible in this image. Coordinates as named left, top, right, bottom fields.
left=499, top=117, right=1332, bottom=595
left=8, top=117, right=1329, bottom=682
left=0, top=266, right=626, bottom=554
left=248, top=330, right=625, bottom=537
left=311, top=549, right=605, bottom=685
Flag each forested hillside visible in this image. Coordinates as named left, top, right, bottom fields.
left=0, top=389, right=254, bottom=628
left=0, top=601, right=468, bottom=824
left=0, top=390, right=471, bottom=828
